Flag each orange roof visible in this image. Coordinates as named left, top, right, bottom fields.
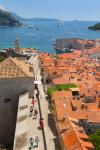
left=88, top=47, right=100, bottom=54
left=52, top=91, right=94, bottom=150
left=87, top=111, right=100, bottom=123
left=77, top=132, right=88, bottom=139
left=52, top=74, right=70, bottom=85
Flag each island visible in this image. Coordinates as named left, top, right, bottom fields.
left=0, top=9, right=22, bottom=27
left=88, top=23, right=100, bottom=30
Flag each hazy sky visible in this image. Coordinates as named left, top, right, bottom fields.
left=0, top=0, right=100, bottom=20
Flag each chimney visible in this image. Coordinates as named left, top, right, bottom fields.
left=98, top=101, right=100, bottom=108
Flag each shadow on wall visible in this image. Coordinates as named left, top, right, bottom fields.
left=48, top=113, right=61, bottom=150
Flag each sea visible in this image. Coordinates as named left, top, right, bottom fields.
left=0, top=19, right=100, bottom=53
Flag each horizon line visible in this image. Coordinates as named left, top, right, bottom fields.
left=2, top=8, right=100, bottom=22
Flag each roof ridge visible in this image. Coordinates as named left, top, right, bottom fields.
left=10, top=57, right=29, bottom=77
left=0, top=57, right=33, bottom=78
left=69, top=118, right=88, bottom=150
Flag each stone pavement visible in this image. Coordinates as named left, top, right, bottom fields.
left=29, top=55, right=60, bottom=150
left=27, top=89, right=44, bottom=150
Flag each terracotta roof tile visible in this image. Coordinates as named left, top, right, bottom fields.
left=52, top=91, right=94, bottom=150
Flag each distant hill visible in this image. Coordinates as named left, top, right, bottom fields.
left=10, top=12, right=24, bottom=21
left=30, top=17, right=60, bottom=22
left=88, top=23, right=100, bottom=30
left=11, top=13, right=60, bottom=22
left=0, top=9, right=22, bottom=27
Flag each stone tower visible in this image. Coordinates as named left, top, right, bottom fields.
left=15, top=37, right=20, bottom=52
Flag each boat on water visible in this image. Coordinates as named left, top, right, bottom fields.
left=58, top=21, right=64, bottom=27
left=28, top=25, right=35, bottom=29
left=11, top=43, right=14, bottom=45
left=36, top=27, right=39, bottom=30
left=28, top=25, right=39, bottom=30
left=28, top=26, right=32, bottom=29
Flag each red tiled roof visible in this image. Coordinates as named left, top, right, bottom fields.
left=52, top=91, right=94, bottom=150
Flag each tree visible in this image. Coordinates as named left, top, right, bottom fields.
left=0, top=55, right=5, bottom=62
left=88, top=130, right=100, bottom=150
left=88, top=23, right=100, bottom=30
left=0, top=9, right=22, bottom=27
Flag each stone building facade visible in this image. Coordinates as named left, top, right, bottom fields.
left=0, top=57, right=34, bottom=149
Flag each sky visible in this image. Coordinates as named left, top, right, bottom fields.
left=0, top=0, right=100, bottom=21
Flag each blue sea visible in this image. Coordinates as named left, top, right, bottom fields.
left=0, top=19, right=100, bottom=53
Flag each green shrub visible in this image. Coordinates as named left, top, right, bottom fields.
left=0, top=55, right=5, bottom=62
left=47, top=86, right=59, bottom=96
left=57, top=84, right=77, bottom=91
left=88, top=130, right=100, bottom=150
left=47, top=84, right=78, bottom=96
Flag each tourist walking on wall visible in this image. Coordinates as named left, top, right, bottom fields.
left=36, top=93, right=39, bottom=99
left=32, top=97, right=35, bottom=107
left=29, top=137, right=34, bottom=148
left=39, top=118, right=44, bottom=129
left=35, top=136, right=39, bottom=147
left=34, top=108, right=38, bottom=119
left=29, top=106, right=33, bottom=117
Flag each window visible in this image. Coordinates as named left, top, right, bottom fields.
left=4, top=98, right=12, bottom=103
left=77, top=78, right=81, bottom=81
left=72, top=91, right=79, bottom=96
